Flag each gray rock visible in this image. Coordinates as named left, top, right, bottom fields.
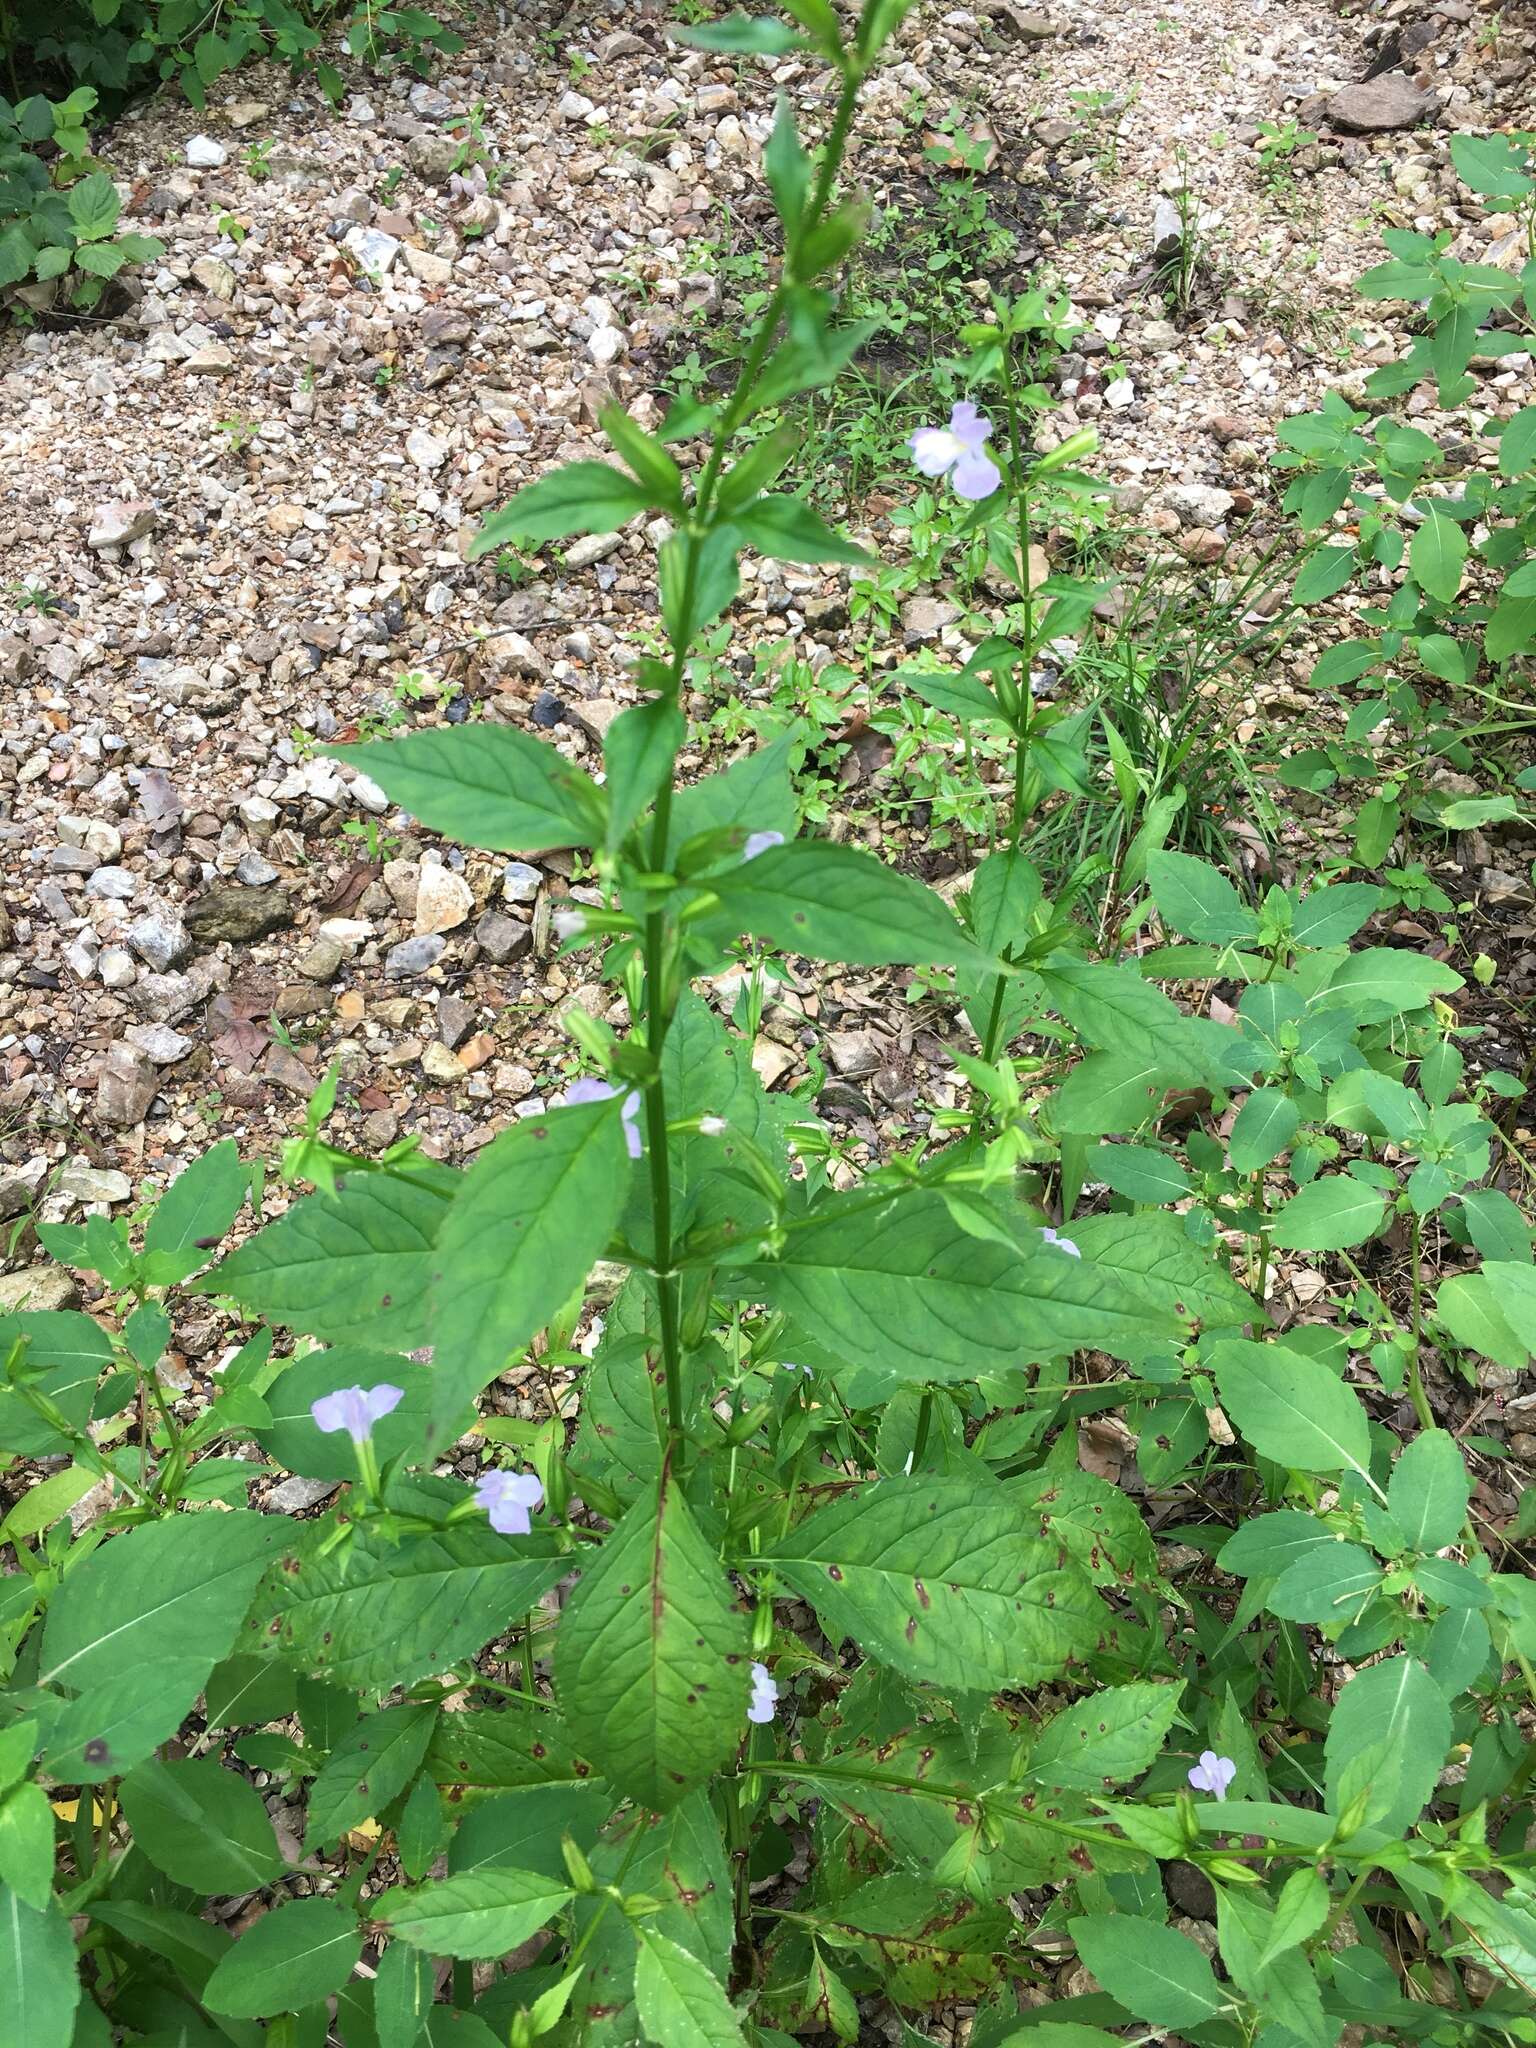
left=473, top=910, right=530, bottom=965
left=438, top=995, right=474, bottom=1049
left=0, top=1268, right=78, bottom=1314
left=98, top=946, right=136, bottom=989
left=1163, top=482, right=1235, bottom=528
left=126, top=905, right=192, bottom=972
left=408, top=134, right=460, bottom=184
left=267, top=1474, right=340, bottom=1513
left=235, top=852, right=280, bottom=886
left=97, top=1041, right=159, bottom=1127
left=86, top=866, right=137, bottom=900
left=51, top=845, right=99, bottom=875
left=1152, top=196, right=1184, bottom=260
left=1326, top=72, right=1434, bottom=133
left=502, top=861, right=541, bottom=904
left=88, top=500, right=158, bottom=551
left=385, top=933, right=447, bottom=978
left=123, top=1022, right=193, bottom=1064
left=183, top=883, right=293, bottom=944
left=185, top=134, right=227, bottom=167
left=343, top=223, right=401, bottom=274
left=297, top=938, right=346, bottom=983
left=57, top=1164, right=133, bottom=1205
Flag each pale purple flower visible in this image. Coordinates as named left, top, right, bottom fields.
left=553, top=908, right=588, bottom=944
left=310, top=1382, right=404, bottom=1444
left=699, top=1116, right=728, bottom=1137
left=1041, top=1226, right=1081, bottom=1258
left=474, top=1467, right=544, bottom=1536
left=742, top=830, right=785, bottom=861
left=747, top=1660, right=778, bottom=1725
left=563, top=1075, right=643, bottom=1159
left=1188, top=1750, right=1236, bottom=1800
left=908, top=401, right=1002, bottom=501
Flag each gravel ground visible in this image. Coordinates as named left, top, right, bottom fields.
left=0, top=0, right=1531, bottom=1433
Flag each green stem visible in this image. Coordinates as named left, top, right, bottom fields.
left=1406, top=1210, right=1433, bottom=1432
left=635, top=49, right=867, bottom=1469
left=908, top=1391, right=934, bottom=1471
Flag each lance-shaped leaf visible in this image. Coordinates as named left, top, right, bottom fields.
left=1208, top=1339, right=1372, bottom=1484
left=762, top=1475, right=1102, bottom=1691
left=736, top=1191, right=1179, bottom=1385
left=202, top=1896, right=362, bottom=2019
left=374, top=1869, right=574, bottom=1958
left=206, top=1167, right=458, bottom=1351
left=255, top=1527, right=567, bottom=1691
left=305, top=1703, right=438, bottom=1848
left=1028, top=1682, right=1182, bottom=1791
left=329, top=725, right=604, bottom=853
left=635, top=1928, right=746, bottom=2048
left=426, top=1099, right=633, bottom=1443
left=0, top=1886, right=78, bottom=2048
left=703, top=840, right=988, bottom=969
left=470, top=461, right=656, bottom=554
left=555, top=1467, right=750, bottom=1812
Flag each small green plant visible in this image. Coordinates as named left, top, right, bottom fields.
left=242, top=137, right=274, bottom=182
left=0, top=92, right=163, bottom=308
left=213, top=413, right=261, bottom=454
left=6, top=577, right=60, bottom=613
left=1255, top=116, right=1316, bottom=195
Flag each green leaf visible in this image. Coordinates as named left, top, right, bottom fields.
left=1067, top=1914, right=1226, bottom=2032
left=738, top=1191, right=1180, bottom=1386
left=729, top=494, right=873, bottom=566
left=1090, top=1145, right=1190, bottom=1206
left=257, top=1351, right=453, bottom=1482
left=899, top=668, right=1000, bottom=723
left=207, top=1169, right=457, bottom=1353
left=306, top=1703, right=438, bottom=1848
left=66, top=170, right=120, bottom=241
left=0, top=1886, right=79, bottom=2048
left=119, top=1756, right=283, bottom=1893
left=469, top=463, right=654, bottom=555
left=1028, top=1683, right=1181, bottom=1791
left=1228, top=1088, right=1300, bottom=1172
left=328, top=727, right=603, bottom=854
left=1437, top=1267, right=1531, bottom=1369
left=1066, top=1212, right=1254, bottom=1331
left=1219, top=1510, right=1336, bottom=1580
left=635, top=1928, right=746, bottom=2047
left=1209, top=1339, right=1372, bottom=1482
left=1314, top=946, right=1463, bottom=1021
left=1146, top=850, right=1258, bottom=944
left=1293, top=545, right=1358, bottom=605
left=763, top=1475, right=1101, bottom=1691
left=0, top=1465, right=95, bottom=1545
left=259, top=1525, right=567, bottom=1692
left=449, top=1783, right=610, bottom=1882
left=0, top=1784, right=54, bottom=1910
left=71, top=242, right=126, bottom=277
left=1497, top=404, right=1536, bottom=476
left=604, top=699, right=687, bottom=848
left=1269, top=1176, right=1385, bottom=1251
left=556, top=1470, right=749, bottom=1812
left=1450, top=132, right=1534, bottom=199
left=704, top=840, right=983, bottom=969
left=375, top=1868, right=573, bottom=1958
left=1324, top=1656, right=1449, bottom=1835
left=1410, top=505, right=1467, bottom=604
left=1259, top=1866, right=1330, bottom=1968
left=1289, top=882, right=1379, bottom=948
left=202, top=1896, right=362, bottom=2018
left=375, top=1937, right=434, bottom=2048
left=1486, top=592, right=1536, bottom=662
left=0, top=1311, right=115, bottom=1456
left=143, top=1138, right=246, bottom=1273
left=45, top=1665, right=210, bottom=1785
left=1388, top=1429, right=1468, bottom=1554
left=1039, top=958, right=1248, bottom=1088
left=668, top=733, right=797, bottom=861
left=1265, top=1543, right=1382, bottom=1622
left=677, top=14, right=804, bottom=54
left=599, top=403, right=684, bottom=508
left=426, top=1100, right=634, bottom=1445
left=40, top=1509, right=284, bottom=1693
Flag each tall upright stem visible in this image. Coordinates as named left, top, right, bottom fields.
left=635, top=51, right=868, bottom=1465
